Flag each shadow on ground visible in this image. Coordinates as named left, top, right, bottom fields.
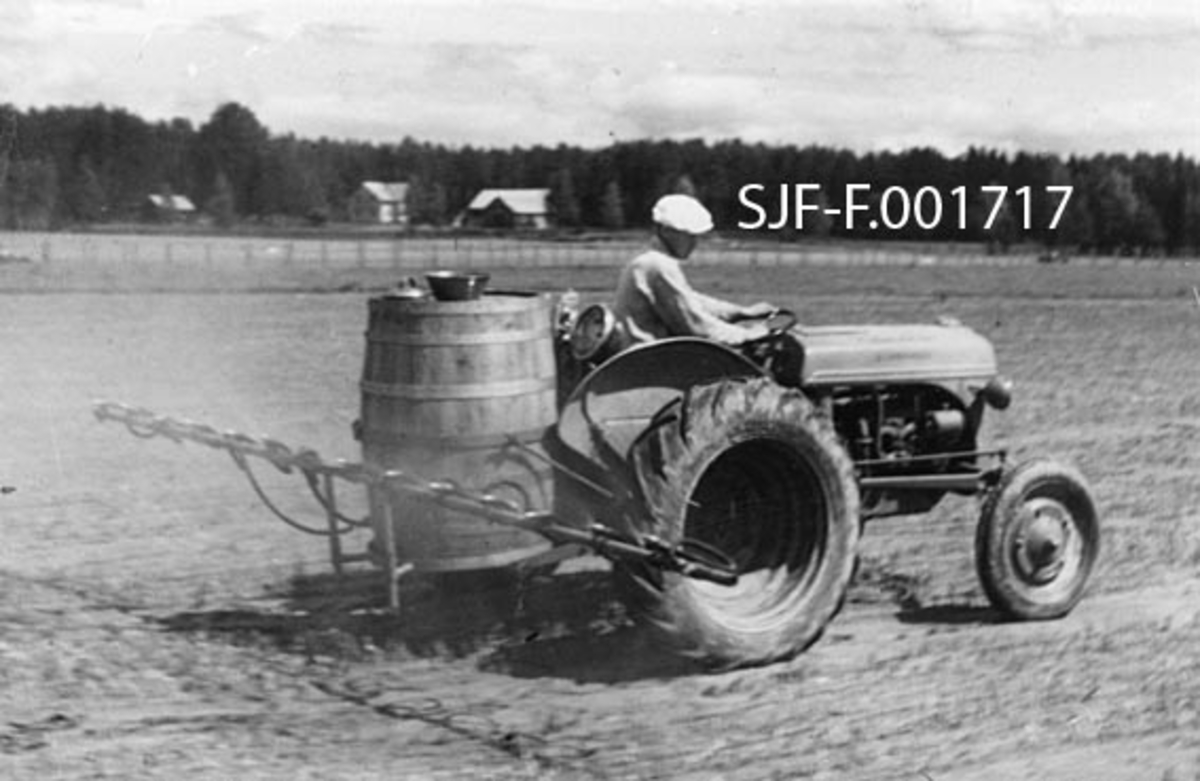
left=850, top=562, right=1003, bottom=626
left=155, top=557, right=1002, bottom=682
left=895, top=603, right=1004, bottom=626
left=155, top=563, right=702, bottom=683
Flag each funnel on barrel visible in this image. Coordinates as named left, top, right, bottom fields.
left=359, top=291, right=557, bottom=571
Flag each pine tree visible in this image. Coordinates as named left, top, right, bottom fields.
left=67, top=158, right=107, bottom=223
left=5, top=159, right=59, bottom=230
left=197, top=103, right=268, bottom=217
left=600, top=180, right=625, bottom=229
left=0, top=107, right=15, bottom=193
left=1181, top=170, right=1200, bottom=254
left=549, top=167, right=581, bottom=228
left=669, top=173, right=698, bottom=197
left=206, top=170, right=235, bottom=228
left=1056, top=190, right=1096, bottom=252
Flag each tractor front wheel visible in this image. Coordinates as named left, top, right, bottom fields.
left=975, top=458, right=1100, bottom=620
left=620, top=378, right=860, bottom=669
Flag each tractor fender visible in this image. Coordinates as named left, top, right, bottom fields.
left=555, top=337, right=767, bottom=470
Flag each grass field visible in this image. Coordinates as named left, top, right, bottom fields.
left=3, top=229, right=1196, bottom=295
left=1, top=235, right=1199, bottom=778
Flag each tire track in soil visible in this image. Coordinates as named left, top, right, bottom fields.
left=19, top=567, right=1196, bottom=780
left=307, top=677, right=607, bottom=779
left=0, top=571, right=582, bottom=779
left=5, top=535, right=1200, bottom=780
left=255, top=573, right=1200, bottom=780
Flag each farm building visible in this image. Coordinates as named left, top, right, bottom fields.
left=459, top=188, right=551, bottom=230
left=143, top=193, right=197, bottom=223
left=350, top=181, right=410, bottom=225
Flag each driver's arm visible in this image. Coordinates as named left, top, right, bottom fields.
left=645, top=258, right=768, bottom=345
left=689, top=291, right=774, bottom=323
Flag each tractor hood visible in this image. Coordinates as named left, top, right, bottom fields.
left=796, top=322, right=997, bottom=386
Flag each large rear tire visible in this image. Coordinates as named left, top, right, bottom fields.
left=620, top=378, right=860, bottom=669
left=975, top=458, right=1100, bottom=620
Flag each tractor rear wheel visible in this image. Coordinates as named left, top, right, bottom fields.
left=620, top=378, right=860, bottom=669
left=975, top=458, right=1100, bottom=620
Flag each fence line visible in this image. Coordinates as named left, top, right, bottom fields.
left=2, top=232, right=1196, bottom=292
left=3, top=232, right=1054, bottom=266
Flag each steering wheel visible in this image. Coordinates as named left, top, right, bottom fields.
left=739, top=308, right=798, bottom=377
left=742, top=308, right=798, bottom=346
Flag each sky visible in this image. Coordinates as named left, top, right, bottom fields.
left=1, top=0, right=1198, bottom=157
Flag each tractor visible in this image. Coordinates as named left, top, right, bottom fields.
left=550, top=300, right=1100, bottom=667
left=95, top=278, right=1101, bottom=671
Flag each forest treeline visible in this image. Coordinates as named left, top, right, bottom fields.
left=2, top=101, right=1199, bottom=255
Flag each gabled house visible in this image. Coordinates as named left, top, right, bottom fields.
left=144, top=193, right=197, bottom=223
left=459, top=188, right=551, bottom=230
left=350, top=181, right=410, bottom=225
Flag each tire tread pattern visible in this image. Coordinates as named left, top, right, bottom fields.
left=619, top=377, right=860, bottom=669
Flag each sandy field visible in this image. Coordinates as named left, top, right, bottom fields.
left=2, top=249, right=1199, bottom=779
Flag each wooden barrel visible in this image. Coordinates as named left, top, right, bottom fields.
left=359, top=291, right=557, bottom=571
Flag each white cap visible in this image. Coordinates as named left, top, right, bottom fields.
left=652, top=194, right=713, bottom=235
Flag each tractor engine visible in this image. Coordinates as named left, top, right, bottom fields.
left=830, top=385, right=972, bottom=466
left=785, top=320, right=1004, bottom=470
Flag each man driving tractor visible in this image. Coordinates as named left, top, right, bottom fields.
left=613, top=193, right=777, bottom=347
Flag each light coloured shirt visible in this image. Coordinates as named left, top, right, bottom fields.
left=613, top=244, right=752, bottom=346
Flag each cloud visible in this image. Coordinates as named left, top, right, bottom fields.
left=914, top=0, right=1200, bottom=53
left=615, top=69, right=776, bottom=140
left=0, top=0, right=36, bottom=46
left=1, top=0, right=1196, bottom=157
left=802, top=0, right=1199, bottom=59
left=192, top=12, right=273, bottom=44
left=46, top=0, right=144, bottom=6
left=0, top=1, right=109, bottom=101
left=298, top=21, right=376, bottom=47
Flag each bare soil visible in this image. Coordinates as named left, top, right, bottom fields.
left=2, top=260, right=1199, bottom=779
